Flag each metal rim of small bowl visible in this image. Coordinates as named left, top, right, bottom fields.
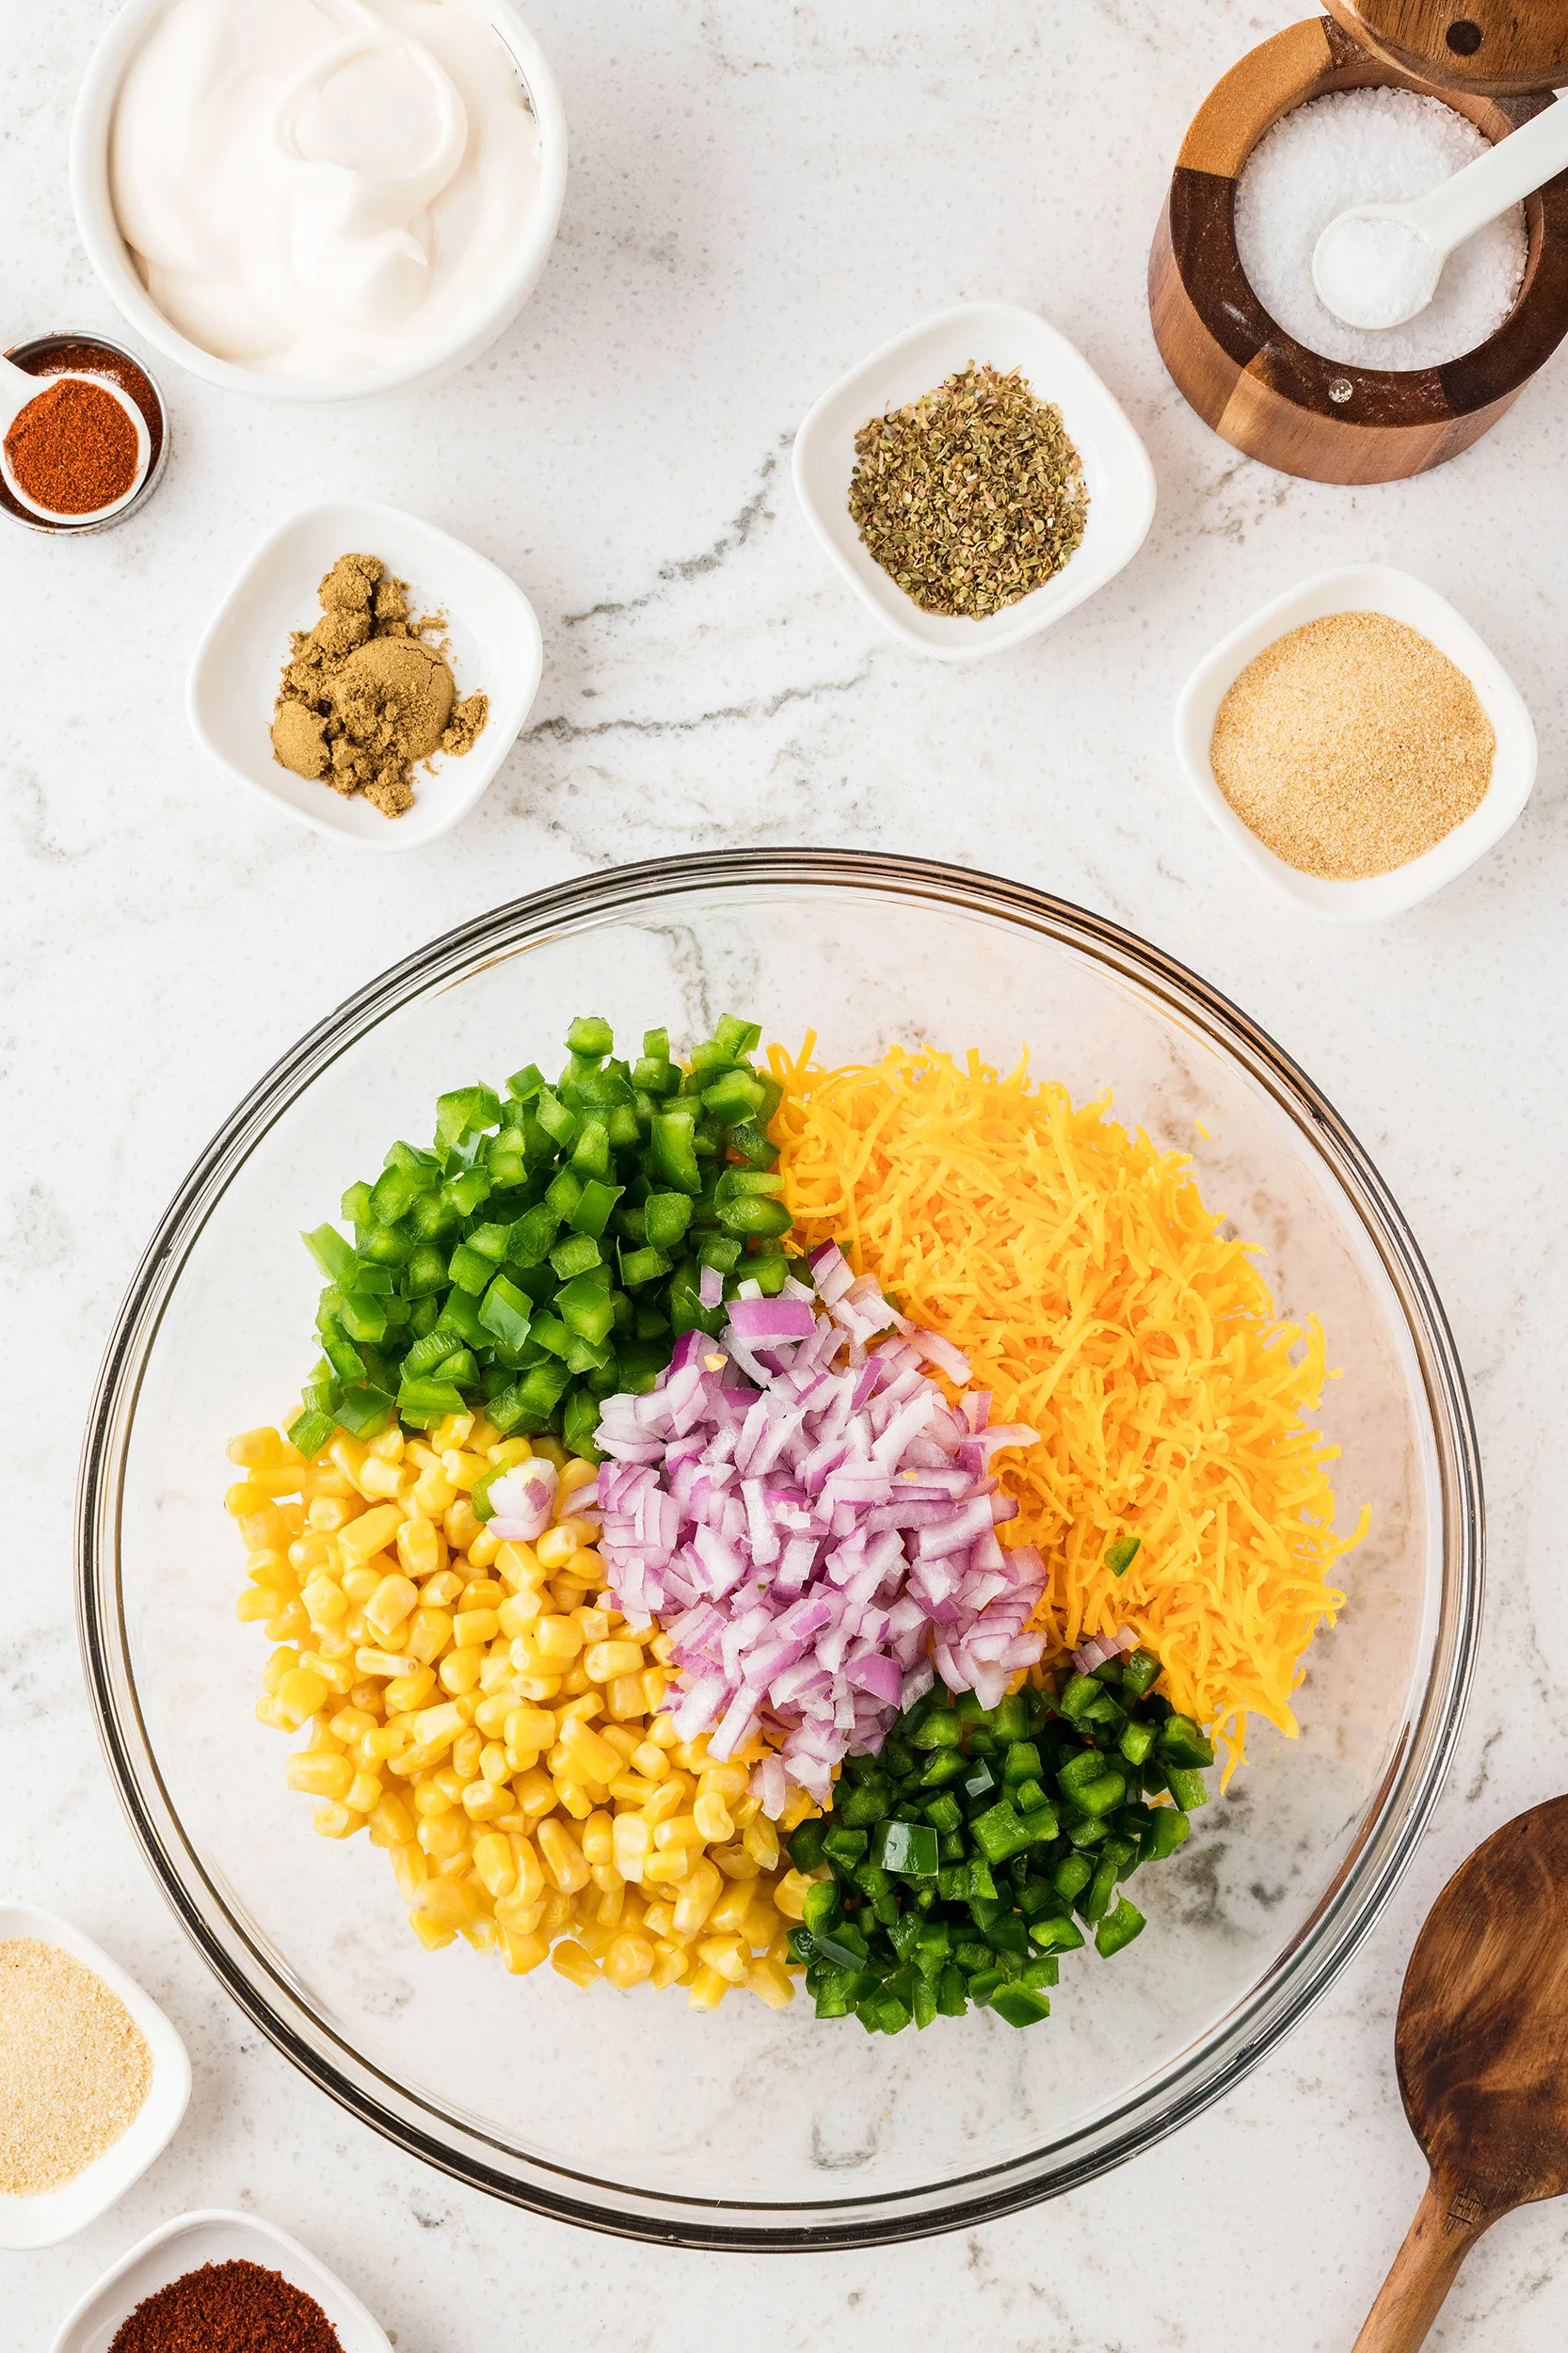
left=74, top=847, right=1484, bottom=2249
left=1, top=328, right=169, bottom=536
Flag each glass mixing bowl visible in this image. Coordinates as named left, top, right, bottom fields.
left=78, top=850, right=1481, bottom=2248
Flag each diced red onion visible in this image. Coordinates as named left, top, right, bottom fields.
left=592, top=1257, right=1047, bottom=1801
left=486, top=1457, right=559, bottom=1542
left=1069, top=1624, right=1140, bottom=1676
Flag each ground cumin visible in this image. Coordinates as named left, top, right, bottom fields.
left=1209, top=611, right=1494, bottom=880
left=5, top=377, right=140, bottom=514
left=109, top=2259, right=344, bottom=2353
left=270, top=552, right=488, bottom=819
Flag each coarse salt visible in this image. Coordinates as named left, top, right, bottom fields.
left=1235, top=88, right=1527, bottom=371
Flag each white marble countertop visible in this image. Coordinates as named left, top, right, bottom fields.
left=6, top=2, right=1568, bottom=2345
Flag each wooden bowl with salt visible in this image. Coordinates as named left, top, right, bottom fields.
left=1148, top=12, right=1568, bottom=484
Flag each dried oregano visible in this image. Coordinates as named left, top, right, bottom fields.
left=847, top=362, right=1089, bottom=618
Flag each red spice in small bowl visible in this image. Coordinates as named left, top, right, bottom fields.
left=5, top=376, right=141, bottom=515
left=1, top=332, right=167, bottom=534
left=108, top=2257, right=344, bottom=2353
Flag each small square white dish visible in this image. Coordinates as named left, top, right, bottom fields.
left=0, top=1902, right=189, bottom=2249
left=187, top=500, right=543, bottom=852
left=1174, top=565, right=1537, bottom=923
left=47, top=2210, right=393, bottom=2353
left=792, top=299, right=1156, bottom=661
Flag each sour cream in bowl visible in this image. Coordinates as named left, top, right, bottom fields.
left=72, top=0, right=568, bottom=400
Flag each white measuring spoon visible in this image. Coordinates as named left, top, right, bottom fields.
left=1312, top=93, right=1568, bottom=332
left=0, top=354, right=152, bottom=525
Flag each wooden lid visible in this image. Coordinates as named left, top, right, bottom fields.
left=1324, top=2, right=1568, bottom=93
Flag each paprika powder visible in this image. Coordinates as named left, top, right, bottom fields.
left=5, top=376, right=140, bottom=515
left=108, top=2257, right=345, bottom=2353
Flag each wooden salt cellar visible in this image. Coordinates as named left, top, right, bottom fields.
left=1149, top=4, right=1568, bottom=483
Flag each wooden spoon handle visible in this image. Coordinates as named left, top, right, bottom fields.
left=1352, top=2174, right=1487, bottom=2353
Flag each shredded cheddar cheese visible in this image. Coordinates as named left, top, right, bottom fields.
left=769, top=1036, right=1366, bottom=1779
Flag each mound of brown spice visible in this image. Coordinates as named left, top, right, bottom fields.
left=270, top=552, right=488, bottom=819
left=848, top=362, right=1088, bottom=617
left=109, top=2259, right=344, bottom=2353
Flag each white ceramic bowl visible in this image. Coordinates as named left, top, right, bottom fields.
left=0, top=1903, right=189, bottom=2249
left=69, top=0, right=568, bottom=403
left=187, top=499, right=543, bottom=851
left=48, top=2210, right=393, bottom=2353
left=792, top=300, right=1157, bottom=661
left=1174, top=565, right=1537, bottom=923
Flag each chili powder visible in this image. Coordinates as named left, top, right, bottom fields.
left=108, top=2257, right=345, bottom=2353
left=5, top=376, right=139, bottom=515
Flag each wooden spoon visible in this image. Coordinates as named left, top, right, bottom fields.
left=1354, top=1794, right=1568, bottom=2350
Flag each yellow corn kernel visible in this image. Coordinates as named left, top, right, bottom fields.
left=583, top=1640, right=642, bottom=1684
left=394, top=1513, right=444, bottom=1579
left=746, top=1955, right=796, bottom=2009
left=466, top=1528, right=501, bottom=1572
left=537, top=1817, right=590, bottom=1894
left=649, top=1632, right=676, bottom=1664
left=476, top=1741, right=507, bottom=1788
left=670, top=1858, right=724, bottom=1938
left=643, top=1672, right=671, bottom=1717
left=511, top=1767, right=555, bottom=1821
left=693, top=1793, right=734, bottom=1843
left=344, top=1770, right=381, bottom=1814
left=564, top=1550, right=601, bottom=1586
left=649, top=1942, right=692, bottom=1991
left=422, top=1567, right=464, bottom=1609
left=580, top=1810, right=614, bottom=1867
left=687, top=1962, right=729, bottom=2011
left=247, top=1548, right=299, bottom=1596
left=711, top=1841, right=761, bottom=1881
left=439, top=1648, right=484, bottom=1696
left=560, top=1714, right=620, bottom=1785
left=472, top=1694, right=512, bottom=1739
left=607, top=1775, right=659, bottom=1808
left=602, top=1929, right=655, bottom=1989
left=410, top=1698, right=466, bottom=1749
left=501, top=1704, right=554, bottom=1755
left=298, top=1650, right=354, bottom=1695
left=707, top=1880, right=755, bottom=1937
left=507, top=1834, right=546, bottom=1905
left=401, top=1607, right=450, bottom=1666
left=535, top=1519, right=592, bottom=1568
left=553, top=1780, right=594, bottom=1821
left=642, top=1847, right=693, bottom=1884
left=641, top=1778, right=687, bottom=1829
left=444, top=1501, right=481, bottom=1553
left=368, top=1423, right=405, bottom=1464
left=312, top=1801, right=359, bottom=1840
left=532, top=1614, right=584, bottom=1662
left=307, top=1496, right=354, bottom=1533
left=745, top=1900, right=783, bottom=1951
left=772, top=1869, right=815, bottom=1923
left=743, top=1817, right=780, bottom=1871
left=439, top=1448, right=485, bottom=1493
left=462, top=1781, right=509, bottom=1821
left=597, top=1721, right=639, bottom=1761
left=414, top=1781, right=454, bottom=1819
left=557, top=1456, right=599, bottom=1501
left=338, top=1504, right=404, bottom=1568
left=453, top=1608, right=500, bottom=1649
left=416, top=1877, right=481, bottom=1929
left=499, top=1926, right=549, bottom=1976
left=698, top=1932, right=750, bottom=1985
left=497, top=1593, right=543, bottom=1643
left=368, top=1794, right=415, bottom=1848
left=384, top=1666, right=439, bottom=1714
left=300, top=1574, right=347, bottom=1626
left=358, top=1455, right=404, bottom=1502
left=273, top=1666, right=328, bottom=1729
left=230, top=1426, right=302, bottom=1472
left=265, top=1601, right=312, bottom=1642
left=550, top=1939, right=600, bottom=1991
left=472, top=1831, right=518, bottom=1898
left=604, top=1673, right=646, bottom=1721
left=418, top=1816, right=469, bottom=1861
left=653, top=1814, right=703, bottom=1852
left=225, top=1478, right=276, bottom=1519
left=391, top=1844, right=427, bottom=1903
left=411, top=1467, right=457, bottom=1517
left=495, top=1540, right=545, bottom=1591
left=612, top=1814, right=649, bottom=1884
left=285, top=1751, right=354, bottom=1801
left=697, top=1763, right=750, bottom=1803
left=408, top=1911, right=455, bottom=1951
left=237, top=1588, right=278, bottom=1624
left=366, top=1573, right=419, bottom=1641
left=450, top=1725, right=480, bottom=1778
left=626, top=1741, right=665, bottom=1783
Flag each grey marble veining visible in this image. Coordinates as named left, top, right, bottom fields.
left=4, top=1, right=1568, bottom=2346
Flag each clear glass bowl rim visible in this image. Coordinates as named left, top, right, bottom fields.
left=75, top=847, right=1483, bottom=2250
